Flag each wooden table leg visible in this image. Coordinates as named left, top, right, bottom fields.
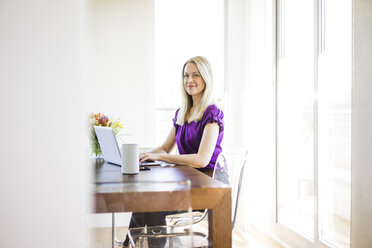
left=208, top=189, right=232, bottom=248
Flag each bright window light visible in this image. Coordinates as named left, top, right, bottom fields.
left=154, top=0, right=224, bottom=144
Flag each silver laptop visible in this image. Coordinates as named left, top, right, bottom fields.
left=93, top=126, right=161, bottom=167
left=94, top=126, right=122, bottom=166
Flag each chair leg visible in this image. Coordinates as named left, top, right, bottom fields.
left=111, top=213, right=115, bottom=248
left=112, top=213, right=115, bottom=248
left=112, top=212, right=126, bottom=247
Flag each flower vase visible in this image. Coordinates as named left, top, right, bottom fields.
left=91, top=141, right=103, bottom=159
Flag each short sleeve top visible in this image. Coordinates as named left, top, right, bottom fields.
left=172, top=104, right=224, bottom=170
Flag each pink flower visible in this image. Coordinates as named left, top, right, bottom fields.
left=98, top=115, right=109, bottom=126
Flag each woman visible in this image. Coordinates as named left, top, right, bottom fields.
left=140, top=56, right=224, bottom=175
left=123, top=56, right=224, bottom=247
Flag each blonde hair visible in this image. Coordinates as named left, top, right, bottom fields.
left=176, top=56, right=214, bottom=125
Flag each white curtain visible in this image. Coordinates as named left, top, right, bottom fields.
left=224, top=0, right=276, bottom=231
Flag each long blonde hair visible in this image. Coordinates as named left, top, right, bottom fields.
left=176, top=56, right=214, bottom=125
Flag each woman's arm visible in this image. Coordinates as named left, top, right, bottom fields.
left=140, top=123, right=220, bottom=168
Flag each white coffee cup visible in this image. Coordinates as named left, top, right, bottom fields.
left=121, top=144, right=139, bottom=174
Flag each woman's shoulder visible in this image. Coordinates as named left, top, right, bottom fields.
left=201, top=104, right=224, bottom=122
left=204, top=104, right=223, bottom=116
left=201, top=104, right=224, bottom=131
left=175, top=107, right=181, bottom=115
left=173, top=107, right=181, bottom=127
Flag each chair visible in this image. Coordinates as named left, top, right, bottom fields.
left=112, top=150, right=248, bottom=247
left=223, top=149, right=248, bottom=229
left=126, top=180, right=208, bottom=248
left=166, top=149, right=248, bottom=234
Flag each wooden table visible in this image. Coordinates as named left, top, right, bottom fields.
left=93, top=160, right=232, bottom=248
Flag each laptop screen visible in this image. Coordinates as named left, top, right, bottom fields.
left=94, top=126, right=122, bottom=166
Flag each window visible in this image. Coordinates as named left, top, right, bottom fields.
left=277, top=0, right=315, bottom=238
left=317, top=0, right=351, bottom=247
left=154, top=0, right=224, bottom=144
left=276, top=0, right=351, bottom=247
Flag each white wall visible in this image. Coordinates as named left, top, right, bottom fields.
left=82, top=0, right=155, bottom=227
left=351, top=0, right=372, bottom=247
left=0, top=0, right=88, bottom=247
left=83, top=0, right=155, bottom=147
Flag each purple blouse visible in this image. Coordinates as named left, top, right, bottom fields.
left=173, top=104, right=224, bottom=170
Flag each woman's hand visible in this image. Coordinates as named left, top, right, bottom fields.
left=139, top=152, right=160, bottom=163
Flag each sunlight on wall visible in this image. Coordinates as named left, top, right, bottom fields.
left=83, top=0, right=156, bottom=148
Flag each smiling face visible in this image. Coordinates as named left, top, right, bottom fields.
left=183, top=62, right=206, bottom=99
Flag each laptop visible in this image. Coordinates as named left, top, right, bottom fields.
left=93, top=126, right=162, bottom=167
left=94, top=126, right=122, bottom=165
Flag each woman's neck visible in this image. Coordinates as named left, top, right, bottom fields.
left=186, top=95, right=202, bottom=122
left=192, top=95, right=201, bottom=108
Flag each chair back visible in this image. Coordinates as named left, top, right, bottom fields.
left=213, top=153, right=230, bottom=185
left=213, top=149, right=248, bottom=229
